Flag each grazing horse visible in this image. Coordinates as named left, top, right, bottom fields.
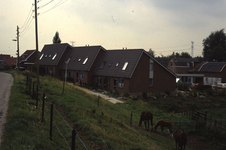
left=173, top=129, right=187, bottom=150
left=153, top=120, right=173, bottom=137
left=139, top=111, right=153, bottom=130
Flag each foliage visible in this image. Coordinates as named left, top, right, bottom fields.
left=177, top=81, right=190, bottom=91
left=52, top=31, right=61, bottom=44
left=203, top=29, right=226, bottom=61
left=142, top=91, right=148, bottom=99
left=123, top=92, right=130, bottom=97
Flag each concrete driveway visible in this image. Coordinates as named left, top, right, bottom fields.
left=0, top=72, right=13, bottom=145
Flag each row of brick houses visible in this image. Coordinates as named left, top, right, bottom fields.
left=38, top=43, right=177, bottom=94
left=14, top=43, right=226, bottom=93
left=167, top=57, right=226, bottom=85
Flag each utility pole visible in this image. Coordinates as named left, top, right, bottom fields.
left=17, top=26, right=20, bottom=70
left=13, top=26, right=20, bottom=70
left=35, top=0, right=39, bottom=83
left=191, top=41, right=194, bottom=58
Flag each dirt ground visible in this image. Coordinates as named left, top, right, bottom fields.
left=0, top=72, right=13, bottom=145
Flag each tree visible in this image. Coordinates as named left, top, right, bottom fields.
left=148, top=48, right=155, bottom=57
left=180, top=52, right=192, bottom=58
left=202, top=29, right=226, bottom=61
left=52, top=31, right=61, bottom=43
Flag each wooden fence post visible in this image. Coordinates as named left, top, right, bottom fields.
left=33, top=81, right=35, bottom=99
left=71, top=129, right=76, bottom=150
left=205, top=111, right=207, bottom=122
left=130, top=112, right=132, bottom=125
left=29, top=78, right=32, bottom=94
left=98, top=96, right=99, bottom=107
left=41, top=93, right=45, bottom=122
left=50, top=104, right=53, bottom=141
left=36, top=84, right=38, bottom=109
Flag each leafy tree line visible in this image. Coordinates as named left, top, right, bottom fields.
left=202, top=29, right=226, bottom=62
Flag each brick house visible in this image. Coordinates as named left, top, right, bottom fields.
left=0, top=54, right=16, bottom=70
left=19, top=50, right=37, bottom=71
left=167, top=57, right=203, bottom=84
left=39, top=43, right=72, bottom=79
left=39, top=44, right=177, bottom=94
left=194, top=62, right=226, bottom=85
left=94, top=49, right=177, bottom=94
left=61, top=46, right=106, bottom=86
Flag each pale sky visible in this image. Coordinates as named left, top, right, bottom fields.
left=1, top=0, right=226, bottom=58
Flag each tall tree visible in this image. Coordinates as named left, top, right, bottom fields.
left=202, top=29, right=226, bottom=61
left=148, top=48, right=155, bottom=57
left=52, top=31, right=61, bottom=43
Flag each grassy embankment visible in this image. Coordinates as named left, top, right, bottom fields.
left=2, top=71, right=225, bottom=149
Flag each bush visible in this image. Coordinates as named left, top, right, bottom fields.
left=142, top=91, right=148, bottom=99
left=206, top=88, right=214, bottom=96
left=177, top=81, right=190, bottom=91
left=123, top=92, right=130, bottom=97
left=165, top=90, right=170, bottom=96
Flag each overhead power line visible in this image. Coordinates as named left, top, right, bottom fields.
left=152, top=44, right=190, bottom=50
left=39, top=0, right=69, bottom=15
left=20, top=4, right=33, bottom=30
left=38, top=0, right=54, bottom=9
left=158, top=48, right=190, bottom=53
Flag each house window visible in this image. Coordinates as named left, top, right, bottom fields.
left=122, top=62, right=128, bottom=70
left=97, top=77, right=102, bottom=85
left=118, top=78, right=124, bottom=88
left=149, top=59, right=154, bottom=87
left=100, top=61, right=106, bottom=70
left=80, top=72, right=84, bottom=80
left=108, top=62, right=112, bottom=67
left=66, top=58, right=71, bottom=64
left=83, top=57, right=88, bottom=64
left=52, top=53, right=57, bottom=60
left=150, top=63, right=153, bottom=71
left=149, top=79, right=153, bottom=87
left=39, top=54, right=44, bottom=60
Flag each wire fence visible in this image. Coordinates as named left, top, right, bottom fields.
left=176, top=110, right=226, bottom=131
left=26, top=75, right=89, bottom=150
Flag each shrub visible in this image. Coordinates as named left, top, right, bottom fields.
left=142, top=91, right=148, bottom=99
left=123, top=92, right=130, bottom=97
left=165, top=90, right=170, bottom=96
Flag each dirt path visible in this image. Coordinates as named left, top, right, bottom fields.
left=0, top=72, right=13, bottom=145
left=68, top=83, right=124, bottom=104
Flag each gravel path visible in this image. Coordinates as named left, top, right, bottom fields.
left=0, top=72, right=13, bottom=145
left=68, top=83, right=124, bottom=104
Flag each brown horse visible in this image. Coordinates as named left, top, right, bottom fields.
left=173, top=129, right=187, bottom=150
left=153, top=120, right=173, bottom=136
left=139, top=111, right=153, bottom=130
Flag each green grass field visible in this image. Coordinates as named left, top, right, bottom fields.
left=1, top=71, right=225, bottom=150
